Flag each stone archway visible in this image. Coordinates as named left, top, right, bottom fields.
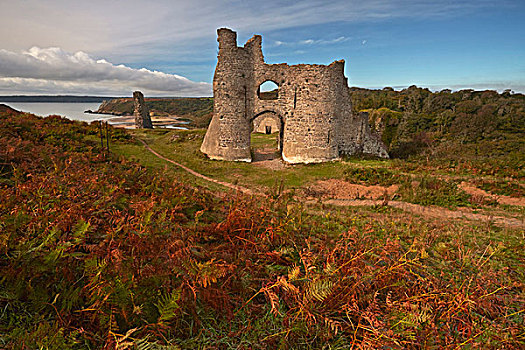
left=250, top=110, right=284, bottom=161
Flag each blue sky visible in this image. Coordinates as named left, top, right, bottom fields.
left=0, top=0, right=524, bottom=96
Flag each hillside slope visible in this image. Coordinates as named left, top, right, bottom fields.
left=1, top=110, right=523, bottom=348
left=0, top=104, right=21, bottom=115
left=351, top=86, right=525, bottom=162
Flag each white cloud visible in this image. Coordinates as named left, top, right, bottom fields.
left=275, top=36, right=350, bottom=47
left=428, top=82, right=525, bottom=93
left=0, top=47, right=211, bottom=96
left=300, top=39, right=315, bottom=45
left=332, top=37, right=347, bottom=43
left=322, top=36, right=350, bottom=44
left=353, top=83, right=525, bottom=94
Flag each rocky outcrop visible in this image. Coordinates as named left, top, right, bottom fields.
left=133, top=91, right=153, bottom=129
left=89, top=98, right=133, bottom=116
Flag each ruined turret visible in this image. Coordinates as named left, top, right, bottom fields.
left=201, top=28, right=388, bottom=163
left=133, top=91, right=153, bottom=129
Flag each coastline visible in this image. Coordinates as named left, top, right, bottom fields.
left=104, top=114, right=190, bottom=129
left=84, top=109, right=128, bottom=117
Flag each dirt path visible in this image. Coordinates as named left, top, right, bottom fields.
left=315, top=199, right=524, bottom=229
left=136, top=138, right=262, bottom=196
left=459, top=182, right=525, bottom=206
left=307, top=179, right=399, bottom=200
left=138, top=140, right=524, bottom=229
left=252, top=147, right=288, bottom=170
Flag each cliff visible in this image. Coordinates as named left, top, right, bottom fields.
left=0, top=104, right=21, bottom=116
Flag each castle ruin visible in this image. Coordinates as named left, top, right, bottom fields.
left=200, top=28, right=388, bottom=163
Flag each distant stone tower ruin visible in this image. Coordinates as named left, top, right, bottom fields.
left=133, top=91, right=153, bottom=129
left=200, top=28, right=388, bottom=163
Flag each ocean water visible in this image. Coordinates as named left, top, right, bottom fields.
left=3, top=102, right=115, bottom=122
left=4, top=102, right=189, bottom=129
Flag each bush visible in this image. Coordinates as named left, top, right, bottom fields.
left=400, top=176, right=471, bottom=208
left=343, top=167, right=406, bottom=186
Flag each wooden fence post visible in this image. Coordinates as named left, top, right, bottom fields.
left=105, top=121, right=110, bottom=152
left=99, top=121, right=104, bottom=149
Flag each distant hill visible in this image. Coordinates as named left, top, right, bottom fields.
left=96, top=97, right=213, bottom=128
left=0, top=95, right=118, bottom=103
left=350, top=86, right=525, bottom=162
left=0, top=104, right=21, bottom=115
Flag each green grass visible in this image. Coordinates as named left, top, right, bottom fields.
left=475, top=179, right=525, bottom=198
left=343, top=166, right=408, bottom=185
left=250, top=132, right=277, bottom=148
left=114, top=129, right=525, bottom=211
left=110, top=131, right=226, bottom=193
left=119, top=129, right=361, bottom=191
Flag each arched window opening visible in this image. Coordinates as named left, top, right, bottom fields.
left=258, top=80, right=279, bottom=100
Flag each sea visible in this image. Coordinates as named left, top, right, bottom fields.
left=3, top=102, right=115, bottom=122
left=3, top=102, right=189, bottom=129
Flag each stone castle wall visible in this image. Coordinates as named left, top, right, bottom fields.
left=201, top=28, right=388, bottom=163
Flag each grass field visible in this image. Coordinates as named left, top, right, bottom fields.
left=118, top=130, right=386, bottom=191
left=115, top=129, right=524, bottom=213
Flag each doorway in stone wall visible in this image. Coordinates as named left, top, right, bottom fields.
left=250, top=111, right=284, bottom=162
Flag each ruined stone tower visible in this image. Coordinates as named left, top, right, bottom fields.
left=200, top=28, right=388, bottom=163
left=133, top=91, right=153, bottom=129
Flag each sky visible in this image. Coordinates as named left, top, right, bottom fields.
left=1, top=0, right=524, bottom=96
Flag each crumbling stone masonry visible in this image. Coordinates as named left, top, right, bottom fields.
left=201, top=28, right=388, bottom=163
left=133, top=91, right=153, bottom=129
